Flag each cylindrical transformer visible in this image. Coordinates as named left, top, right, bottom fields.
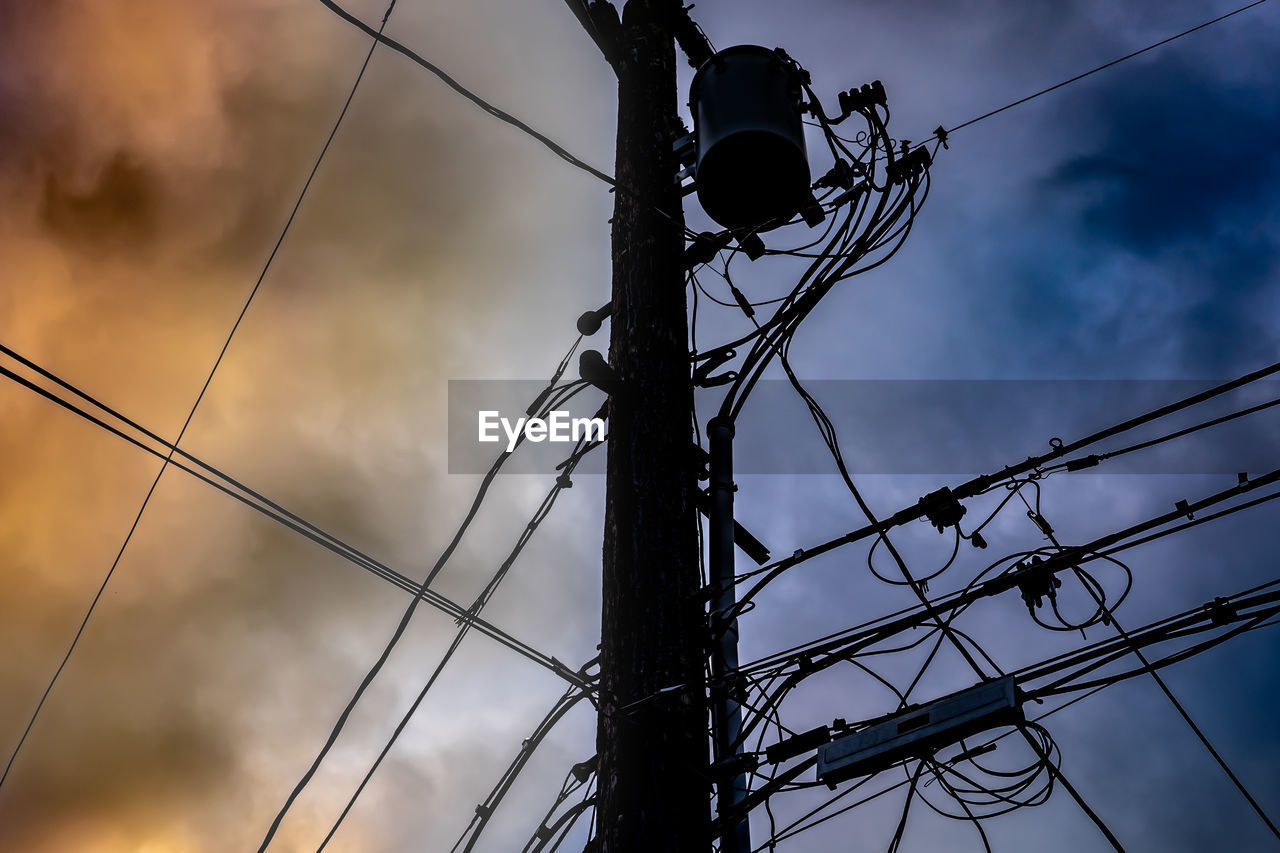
left=690, top=46, right=810, bottom=231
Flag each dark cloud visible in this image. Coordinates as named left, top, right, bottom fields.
left=1028, top=52, right=1280, bottom=373
left=1043, top=56, right=1280, bottom=254
left=40, top=151, right=159, bottom=252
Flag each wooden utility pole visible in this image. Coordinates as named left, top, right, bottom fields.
left=595, top=1, right=710, bottom=850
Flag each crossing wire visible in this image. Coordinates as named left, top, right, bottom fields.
left=0, top=356, right=585, bottom=686
left=1028, top=508, right=1280, bottom=841
left=0, top=0, right=401, bottom=794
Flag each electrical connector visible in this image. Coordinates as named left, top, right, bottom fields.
left=886, top=146, right=931, bottom=184
left=814, top=159, right=856, bottom=191
left=682, top=230, right=732, bottom=267
left=917, top=487, right=966, bottom=532
left=837, top=80, right=887, bottom=114
left=1013, top=556, right=1062, bottom=611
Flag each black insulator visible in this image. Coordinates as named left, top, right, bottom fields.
left=576, top=302, right=613, bottom=336
left=579, top=350, right=622, bottom=396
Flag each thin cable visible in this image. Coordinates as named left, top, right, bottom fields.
left=754, top=686, right=1106, bottom=848
left=728, top=358, right=1280, bottom=594
left=0, top=356, right=587, bottom=684
left=452, top=688, right=592, bottom=853
left=256, top=445, right=508, bottom=850
left=944, top=0, right=1272, bottom=135
left=1018, top=726, right=1126, bottom=851
left=1045, top=394, right=1280, bottom=474
left=1031, top=506, right=1280, bottom=841
left=315, top=436, right=602, bottom=851
left=0, top=3, right=397, bottom=794
left=312, top=0, right=615, bottom=186
left=256, top=349, right=589, bottom=850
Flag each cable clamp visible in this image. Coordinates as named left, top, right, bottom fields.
left=1065, top=454, right=1101, bottom=472
left=693, top=348, right=736, bottom=385
left=814, top=159, right=857, bottom=191
left=571, top=754, right=599, bottom=783
left=917, top=487, right=966, bottom=532
left=1203, top=596, right=1237, bottom=626
left=1013, top=556, right=1062, bottom=611
left=886, top=145, right=931, bottom=184
left=1175, top=498, right=1194, bottom=520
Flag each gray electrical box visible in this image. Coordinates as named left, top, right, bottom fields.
left=817, top=676, right=1023, bottom=787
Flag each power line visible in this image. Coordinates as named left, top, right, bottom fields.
left=728, top=358, right=1280, bottom=597
left=1018, top=725, right=1127, bottom=852
left=1044, top=393, right=1280, bottom=475
left=673, top=32, right=1276, bottom=839
left=0, top=356, right=586, bottom=687
left=943, top=0, right=1273, bottom=136
left=689, top=64, right=1122, bottom=847
left=253, top=341, right=590, bottom=850
left=315, top=430, right=603, bottom=851
left=1101, top=605, right=1280, bottom=839
left=453, top=687, right=593, bottom=853
left=678, top=8, right=1278, bottom=835
left=707, top=475, right=1280, bottom=768
left=1014, top=584, right=1280, bottom=694
left=0, top=2, right=400, bottom=794
left=311, top=0, right=617, bottom=186
left=740, top=581, right=1280, bottom=849
left=1027, top=506, right=1280, bottom=841
left=0, top=344, right=606, bottom=839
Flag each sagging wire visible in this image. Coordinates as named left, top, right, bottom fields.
left=521, top=761, right=598, bottom=853
left=451, top=685, right=594, bottom=853
left=747, top=681, right=1117, bottom=851
left=1017, top=497, right=1280, bottom=840
left=317, top=420, right=605, bottom=850
left=719, top=360, right=1280, bottom=605
left=258, top=336, right=594, bottom=852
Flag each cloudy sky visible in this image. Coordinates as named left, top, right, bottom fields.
left=0, top=0, right=1277, bottom=851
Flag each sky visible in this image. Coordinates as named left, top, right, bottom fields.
left=0, top=0, right=1277, bottom=851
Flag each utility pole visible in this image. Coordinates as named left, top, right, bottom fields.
left=595, top=1, right=711, bottom=850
